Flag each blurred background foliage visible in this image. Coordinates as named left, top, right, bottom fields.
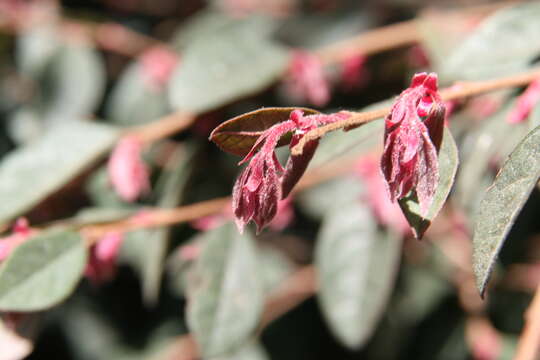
left=0, top=0, right=539, bottom=359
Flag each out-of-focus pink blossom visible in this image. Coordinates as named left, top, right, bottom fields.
left=0, top=218, right=33, bottom=262
left=269, top=197, right=295, bottom=231
left=356, top=157, right=410, bottom=236
left=218, top=0, right=297, bottom=17
left=507, top=79, right=540, bottom=124
left=340, top=54, right=368, bottom=92
left=108, top=136, right=150, bottom=202
left=407, top=44, right=430, bottom=69
left=139, top=46, right=179, bottom=92
left=284, top=51, right=330, bottom=107
left=85, top=232, right=124, bottom=285
left=232, top=109, right=349, bottom=232
left=381, top=72, right=446, bottom=215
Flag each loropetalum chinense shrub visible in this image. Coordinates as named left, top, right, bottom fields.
left=2, top=2, right=540, bottom=359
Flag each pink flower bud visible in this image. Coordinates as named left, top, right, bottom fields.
left=0, top=218, right=32, bottom=262
left=139, top=46, right=179, bottom=92
left=232, top=109, right=348, bottom=233
left=507, top=78, right=540, bottom=124
left=340, top=54, right=368, bottom=91
left=85, top=232, right=124, bottom=285
left=284, top=51, right=330, bottom=107
left=381, top=72, right=446, bottom=215
left=108, top=136, right=150, bottom=202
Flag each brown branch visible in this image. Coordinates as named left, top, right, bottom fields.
left=128, top=111, right=196, bottom=145
left=291, top=66, right=540, bottom=156
left=514, top=283, right=540, bottom=360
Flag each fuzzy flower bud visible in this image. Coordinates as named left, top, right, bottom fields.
left=232, top=109, right=349, bottom=233
left=85, top=232, right=124, bottom=285
left=381, top=72, right=446, bottom=215
left=108, top=136, right=150, bottom=202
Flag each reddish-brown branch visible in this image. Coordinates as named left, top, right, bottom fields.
left=291, top=67, right=540, bottom=156
left=515, top=283, right=540, bottom=360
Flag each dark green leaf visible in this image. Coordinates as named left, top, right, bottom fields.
left=187, top=222, right=264, bottom=357
left=442, top=3, right=540, bottom=81
left=316, top=202, right=402, bottom=349
left=0, top=231, right=87, bottom=311
left=168, top=28, right=290, bottom=112
left=472, top=125, right=540, bottom=296
left=398, top=128, right=459, bottom=239
left=210, top=107, right=319, bottom=156
left=0, top=121, right=119, bottom=224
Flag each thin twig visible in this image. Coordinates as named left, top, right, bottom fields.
left=291, top=67, right=540, bottom=156
left=514, top=283, right=540, bottom=360
left=128, top=111, right=196, bottom=145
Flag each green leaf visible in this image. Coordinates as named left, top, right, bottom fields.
left=472, top=125, right=540, bottom=296
left=0, top=121, right=119, bottom=224
left=316, top=202, right=402, bottom=349
left=442, top=3, right=540, bottom=81
left=106, top=62, right=169, bottom=126
left=210, top=107, right=319, bottom=156
left=16, top=22, right=60, bottom=77
left=187, top=222, right=264, bottom=357
left=40, top=43, right=106, bottom=122
left=297, top=177, right=363, bottom=219
left=0, top=230, right=87, bottom=311
left=398, top=128, right=459, bottom=239
left=168, top=27, right=290, bottom=113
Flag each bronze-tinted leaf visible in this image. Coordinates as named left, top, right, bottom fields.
left=210, top=107, right=319, bottom=156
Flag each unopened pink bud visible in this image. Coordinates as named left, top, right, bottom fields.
left=85, top=232, right=124, bottom=285
left=108, top=136, right=150, bottom=202
left=381, top=72, right=446, bottom=215
left=340, top=54, right=368, bottom=91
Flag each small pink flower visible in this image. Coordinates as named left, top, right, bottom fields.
left=108, top=136, right=150, bottom=202
left=284, top=51, right=330, bottom=107
left=269, top=197, right=295, bottom=231
left=232, top=109, right=349, bottom=233
left=340, top=54, right=368, bottom=91
left=355, top=157, right=409, bottom=236
left=85, top=232, right=124, bottom=285
left=381, top=72, right=446, bottom=215
left=507, top=78, right=540, bottom=124
left=0, top=218, right=32, bottom=262
left=139, top=46, right=179, bottom=92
